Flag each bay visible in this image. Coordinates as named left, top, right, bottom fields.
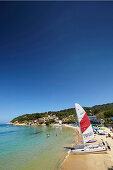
left=0, top=124, right=74, bottom=170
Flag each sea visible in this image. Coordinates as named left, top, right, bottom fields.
left=0, top=124, right=75, bottom=170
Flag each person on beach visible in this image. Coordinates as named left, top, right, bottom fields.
left=108, top=133, right=111, bottom=137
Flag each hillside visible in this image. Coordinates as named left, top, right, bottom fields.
left=10, top=103, right=113, bottom=124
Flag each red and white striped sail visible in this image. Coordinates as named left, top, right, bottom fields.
left=75, top=103, right=94, bottom=143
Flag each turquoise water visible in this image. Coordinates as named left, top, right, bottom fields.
left=0, top=124, right=75, bottom=170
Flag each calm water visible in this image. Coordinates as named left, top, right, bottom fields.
left=0, top=124, right=75, bottom=170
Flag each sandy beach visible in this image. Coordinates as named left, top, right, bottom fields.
left=61, top=126, right=113, bottom=170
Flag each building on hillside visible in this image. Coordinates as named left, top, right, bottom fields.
left=89, top=116, right=97, bottom=122
left=54, top=117, right=59, bottom=122
left=43, top=117, right=49, bottom=123
left=69, top=115, right=73, bottom=117
left=32, top=119, right=39, bottom=123
left=89, top=116, right=104, bottom=125
left=62, top=118, right=69, bottom=123
left=38, top=118, right=44, bottom=123
left=49, top=116, right=54, bottom=120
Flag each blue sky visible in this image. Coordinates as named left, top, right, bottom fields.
left=0, top=2, right=113, bottom=123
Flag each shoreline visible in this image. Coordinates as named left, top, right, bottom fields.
left=9, top=122, right=77, bottom=128
left=7, top=123, right=113, bottom=169
left=61, top=126, right=113, bottom=170
left=60, top=125, right=81, bottom=169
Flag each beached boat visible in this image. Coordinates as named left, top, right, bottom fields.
left=72, top=145, right=107, bottom=154
left=72, top=103, right=107, bottom=154
left=64, top=143, right=103, bottom=150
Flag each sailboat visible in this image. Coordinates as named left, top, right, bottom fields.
left=72, top=103, right=107, bottom=154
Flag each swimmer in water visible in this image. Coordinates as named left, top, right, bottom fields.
left=47, top=134, right=50, bottom=137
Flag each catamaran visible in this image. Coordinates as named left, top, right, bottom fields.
left=72, top=103, right=107, bottom=154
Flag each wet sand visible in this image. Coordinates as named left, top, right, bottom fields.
left=61, top=127, right=113, bottom=170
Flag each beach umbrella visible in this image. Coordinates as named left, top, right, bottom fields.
left=100, top=127, right=106, bottom=130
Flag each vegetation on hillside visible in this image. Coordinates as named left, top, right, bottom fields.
left=11, top=103, right=113, bottom=124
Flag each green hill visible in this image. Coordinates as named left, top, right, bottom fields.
left=10, top=103, right=113, bottom=124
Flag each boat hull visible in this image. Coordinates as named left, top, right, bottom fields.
left=64, top=143, right=103, bottom=150
left=72, top=147, right=107, bottom=154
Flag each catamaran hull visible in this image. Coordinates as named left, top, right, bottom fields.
left=72, top=147, right=107, bottom=154
left=65, top=143, right=103, bottom=150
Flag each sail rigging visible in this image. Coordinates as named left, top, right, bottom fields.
left=75, top=103, right=94, bottom=143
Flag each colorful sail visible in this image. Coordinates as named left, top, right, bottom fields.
left=75, top=103, right=94, bottom=143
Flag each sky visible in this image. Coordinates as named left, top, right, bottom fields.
left=0, top=1, right=113, bottom=123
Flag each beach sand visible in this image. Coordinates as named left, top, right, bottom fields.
left=61, top=126, right=113, bottom=170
